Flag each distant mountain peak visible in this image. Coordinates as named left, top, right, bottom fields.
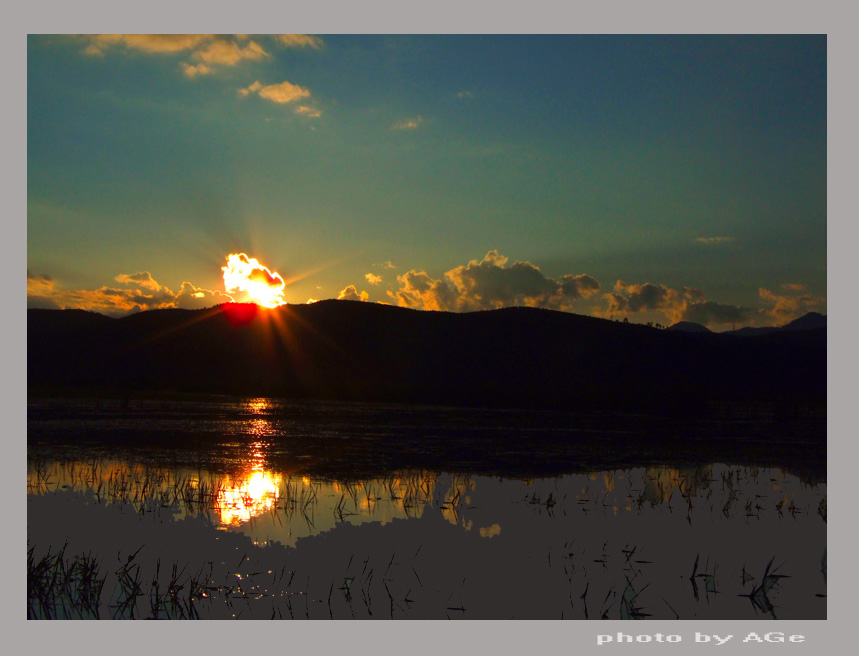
left=721, top=311, right=826, bottom=336
left=781, top=312, right=826, bottom=331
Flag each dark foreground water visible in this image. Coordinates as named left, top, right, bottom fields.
left=27, top=396, right=826, bottom=620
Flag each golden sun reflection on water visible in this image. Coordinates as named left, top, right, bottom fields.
left=214, top=432, right=283, bottom=526
left=216, top=469, right=282, bottom=527
left=243, top=398, right=276, bottom=438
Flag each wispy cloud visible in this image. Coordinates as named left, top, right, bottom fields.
left=695, top=236, right=736, bottom=245
left=275, top=34, right=324, bottom=49
left=456, top=90, right=475, bottom=99
left=392, top=116, right=423, bottom=130
left=27, top=270, right=233, bottom=316
left=365, top=273, right=382, bottom=285
left=79, top=35, right=277, bottom=78
left=759, top=287, right=825, bottom=325
left=26, top=271, right=56, bottom=299
left=81, top=34, right=214, bottom=56
left=190, top=39, right=269, bottom=67
left=114, top=271, right=161, bottom=291
left=295, top=105, right=322, bottom=118
left=240, top=80, right=311, bottom=104
left=181, top=63, right=213, bottom=78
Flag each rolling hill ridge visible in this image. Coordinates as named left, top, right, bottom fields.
left=28, top=301, right=826, bottom=415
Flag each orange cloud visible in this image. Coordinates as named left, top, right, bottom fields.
left=240, top=80, right=311, bottom=104
left=599, top=280, right=751, bottom=328
left=275, top=34, right=324, bottom=49
left=759, top=287, right=824, bottom=325
left=175, top=282, right=234, bottom=310
left=81, top=34, right=214, bottom=56
left=338, top=285, right=369, bottom=302
left=602, top=281, right=683, bottom=319
left=114, top=271, right=162, bottom=291
left=388, top=270, right=457, bottom=311
left=79, top=35, right=274, bottom=78
left=27, top=270, right=235, bottom=316
left=295, top=105, right=322, bottom=118
left=191, top=39, right=268, bottom=67
left=446, top=251, right=599, bottom=311
left=365, top=273, right=382, bottom=285
left=387, top=252, right=599, bottom=312
left=181, top=63, right=213, bottom=78
left=27, top=271, right=56, bottom=299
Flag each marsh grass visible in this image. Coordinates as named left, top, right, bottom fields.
left=738, top=556, right=790, bottom=618
left=28, top=459, right=826, bottom=619
left=27, top=543, right=104, bottom=619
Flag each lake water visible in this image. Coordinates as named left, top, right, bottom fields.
left=27, top=396, right=826, bottom=620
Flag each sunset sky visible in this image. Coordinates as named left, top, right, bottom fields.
left=27, top=34, right=826, bottom=329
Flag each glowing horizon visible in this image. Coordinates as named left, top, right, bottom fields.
left=27, top=36, right=826, bottom=329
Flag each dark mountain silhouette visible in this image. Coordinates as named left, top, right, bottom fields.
left=722, top=311, right=826, bottom=337
left=722, top=326, right=779, bottom=337
left=28, top=301, right=825, bottom=416
left=667, top=321, right=711, bottom=333
left=782, top=311, right=826, bottom=331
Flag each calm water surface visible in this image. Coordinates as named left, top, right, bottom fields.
left=27, top=396, right=826, bottom=619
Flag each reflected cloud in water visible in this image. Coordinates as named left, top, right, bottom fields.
left=27, top=457, right=827, bottom=619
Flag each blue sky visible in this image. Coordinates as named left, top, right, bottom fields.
left=27, top=34, right=826, bottom=328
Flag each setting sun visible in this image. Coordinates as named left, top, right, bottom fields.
left=222, top=253, right=286, bottom=308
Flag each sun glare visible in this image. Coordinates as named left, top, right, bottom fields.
left=216, top=470, right=282, bottom=526
left=222, top=253, right=287, bottom=308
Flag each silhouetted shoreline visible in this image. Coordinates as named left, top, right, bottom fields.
left=28, top=302, right=826, bottom=416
